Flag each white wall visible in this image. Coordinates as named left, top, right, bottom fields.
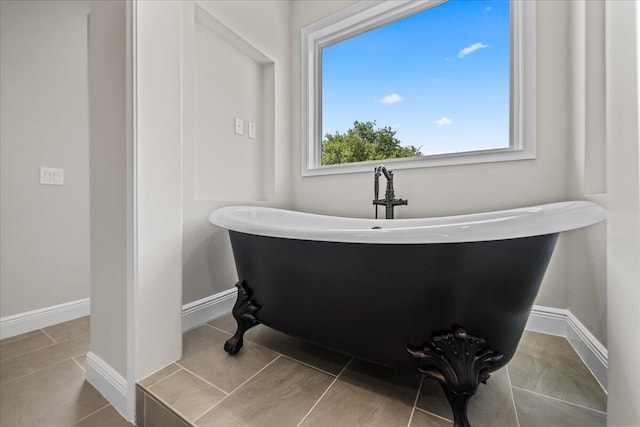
left=605, top=0, right=640, bottom=423
left=0, top=0, right=90, bottom=318
left=88, top=1, right=184, bottom=416
left=181, top=0, right=291, bottom=304
left=565, top=0, right=608, bottom=345
left=135, top=0, right=183, bottom=379
left=192, top=7, right=275, bottom=203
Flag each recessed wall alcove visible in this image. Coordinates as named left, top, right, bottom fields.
left=193, top=3, right=275, bottom=202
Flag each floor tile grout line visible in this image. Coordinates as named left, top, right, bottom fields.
left=0, top=352, right=87, bottom=385
left=71, top=356, right=86, bottom=373
left=224, top=353, right=283, bottom=395
left=145, top=366, right=186, bottom=390
left=205, top=323, right=288, bottom=357
left=185, top=324, right=342, bottom=392
left=67, top=403, right=111, bottom=426
left=0, top=339, right=58, bottom=363
left=295, top=357, right=353, bottom=427
left=143, top=389, right=146, bottom=426
left=511, top=385, right=607, bottom=415
left=203, top=321, right=344, bottom=379
left=203, top=323, right=276, bottom=354
left=172, top=363, right=230, bottom=396
left=137, top=364, right=180, bottom=388
left=518, top=331, right=607, bottom=394
left=141, top=387, right=197, bottom=426
left=41, top=327, right=58, bottom=344
left=413, top=407, right=453, bottom=423
left=552, top=333, right=608, bottom=396
left=0, top=331, right=89, bottom=364
left=144, top=388, right=198, bottom=426
left=0, top=330, right=42, bottom=347
left=204, top=323, right=233, bottom=335
left=505, top=366, right=521, bottom=427
left=277, top=353, right=339, bottom=378
left=193, top=354, right=283, bottom=424
left=406, top=376, right=424, bottom=427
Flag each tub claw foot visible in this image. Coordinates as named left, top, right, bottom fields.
left=408, top=328, right=503, bottom=427
left=224, top=281, right=261, bottom=355
left=440, top=388, right=473, bottom=427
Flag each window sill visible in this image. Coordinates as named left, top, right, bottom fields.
left=302, top=147, right=536, bottom=177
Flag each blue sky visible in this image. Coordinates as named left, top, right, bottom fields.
left=321, top=0, right=510, bottom=156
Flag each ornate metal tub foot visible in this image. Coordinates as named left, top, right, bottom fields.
left=408, top=328, right=503, bottom=427
left=224, top=281, right=261, bottom=355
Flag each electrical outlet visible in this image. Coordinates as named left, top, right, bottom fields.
left=40, top=167, right=64, bottom=185
left=234, top=117, right=244, bottom=136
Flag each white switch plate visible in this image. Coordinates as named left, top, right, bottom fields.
left=234, top=116, right=244, bottom=135
left=40, top=167, right=64, bottom=185
left=248, top=122, right=256, bottom=139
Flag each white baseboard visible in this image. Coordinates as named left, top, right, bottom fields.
left=0, top=286, right=235, bottom=339
left=85, top=352, right=130, bottom=421
left=565, top=311, right=608, bottom=392
left=526, top=305, right=608, bottom=392
left=0, top=298, right=90, bottom=340
left=181, top=288, right=236, bottom=332
left=525, top=305, right=568, bottom=336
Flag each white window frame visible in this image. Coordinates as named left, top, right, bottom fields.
left=301, top=0, right=536, bottom=176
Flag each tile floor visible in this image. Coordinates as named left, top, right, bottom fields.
left=0, top=316, right=132, bottom=426
left=136, top=314, right=607, bottom=427
left=0, top=315, right=607, bottom=426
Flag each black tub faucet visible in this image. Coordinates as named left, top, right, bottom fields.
left=373, top=165, right=408, bottom=219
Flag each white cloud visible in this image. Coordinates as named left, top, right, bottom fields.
left=377, top=93, right=402, bottom=104
left=458, top=42, right=490, bottom=58
left=434, top=117, right=453, bottom=126
left=485, top=6, right=492, bottom=12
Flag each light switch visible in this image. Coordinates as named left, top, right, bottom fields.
left=234, top=117, right=244, bottom=135
left=40, top=167, right=64, bottom=185
left=248, top=122, right=256, bottom=139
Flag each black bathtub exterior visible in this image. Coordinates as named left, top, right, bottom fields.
left=225, top=230, right=559, bottom=426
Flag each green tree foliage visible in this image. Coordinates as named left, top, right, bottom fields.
left=321, top=121, right=422, bottom=165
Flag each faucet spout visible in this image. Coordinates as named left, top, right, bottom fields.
left=372, top=165, right=408, bottom=219
left=376, top=164, right=392, bottom=180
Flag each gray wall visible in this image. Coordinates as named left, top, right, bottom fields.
left=88, top=0, right=129, bottom=377
left=0, top=0, right=90, bottom=318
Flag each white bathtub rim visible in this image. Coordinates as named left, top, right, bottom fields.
left=209, top=201, right=606, bottom=244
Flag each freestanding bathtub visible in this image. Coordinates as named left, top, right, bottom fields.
left=209, top=201, right=605, bottom=427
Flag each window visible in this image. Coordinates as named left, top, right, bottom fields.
left=301, top=0, right=536, bottom=176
